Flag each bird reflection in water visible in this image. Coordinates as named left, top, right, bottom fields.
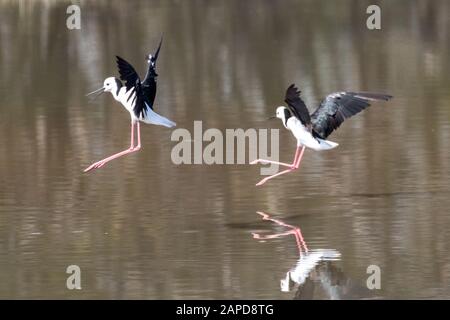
left=253, top=211, right=366, bottom=299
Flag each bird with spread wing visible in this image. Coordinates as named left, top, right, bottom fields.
left=251, top=84, right=392, bottom=186
left=84, top=38, right=176, bottom=173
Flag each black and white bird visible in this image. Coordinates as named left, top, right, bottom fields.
left=251, top=84, right=392, bottom=185
left=84, top=38, right=175, bottom=172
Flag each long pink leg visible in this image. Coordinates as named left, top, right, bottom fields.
left=293, top=145, right=305, bottom=169
left=84, top=121, right=140, bottom=172
left=255, top=146, right=305, bottom=186
left=250, top=159, right=293, bottom=167
left=250, top=147, right=301, bottom=168
left=97, top=121, right=142, bottom=161
left=132, top=122, right=141, bottom=151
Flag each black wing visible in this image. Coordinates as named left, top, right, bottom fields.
left=311, top=92, right=392, bottom=138
left=284, top=84, right=311, bottom=127
left=116, top=56, right=140, bottom=91
left=116, top=56, right=150, bottom=118
left=140, top=37, right=163, bottom=110
left=133, top=79, right=149, bottom=118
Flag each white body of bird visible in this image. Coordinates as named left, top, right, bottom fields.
left=251, top=85, right=391, bottom=185
left=286, top=117, right=338, bottom=151
left=106, top=77, right=176, bottom=128
left=84, top=40, right=175, bottom=173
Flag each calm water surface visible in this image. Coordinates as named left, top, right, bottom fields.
left=1, top=0, right=450, bottom=299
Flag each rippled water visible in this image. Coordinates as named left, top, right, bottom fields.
left=1, top=0, right=450, bottom=299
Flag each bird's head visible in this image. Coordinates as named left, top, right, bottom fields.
left=103, top=77, right=121, bottom=93
left=86, top=77, right=122, bottom=99
left=275, top=106, right=288, bottom=120
left=269, top=106, right=291, bottom=128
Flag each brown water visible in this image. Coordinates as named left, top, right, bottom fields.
left=1, top=0, right=450, bottom=299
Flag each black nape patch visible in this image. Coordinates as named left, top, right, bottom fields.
left=114, top=78, right=123, bottom=96
left=283, top=108, right=292, bottom=126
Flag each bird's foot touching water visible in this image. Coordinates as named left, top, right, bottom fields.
left=84, top=146, right=141, bottom=173
left=255, top=168, right=296, bottom=186
left=251, top=157, right=300, bottom=186
left=84, top=160, right=108, bottom=172
left=252, top=146, right=305, bottom=186
left=250, top=159, right=293, bottom=168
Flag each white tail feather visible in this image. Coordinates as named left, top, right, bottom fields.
left=141, top=106, right=176, bottom=128
left=316, top=139, right=339, bottom=150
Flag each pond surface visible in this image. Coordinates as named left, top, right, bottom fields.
left=0, top=0, right=450, bottom=299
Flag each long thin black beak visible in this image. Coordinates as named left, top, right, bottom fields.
left=267, top=116, right=276, bottom=120
left=86, top=87, right=104, bottom=98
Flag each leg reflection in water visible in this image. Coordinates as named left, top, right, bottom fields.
left=253, top=211, right=342, bottom=298
left=252, top=211, right=309, bottom=256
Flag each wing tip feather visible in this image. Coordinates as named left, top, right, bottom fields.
left=353, top=92, right=393, bottom=101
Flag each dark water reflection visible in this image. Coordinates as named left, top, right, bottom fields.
left=1, top=0, right=450, bottom=299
